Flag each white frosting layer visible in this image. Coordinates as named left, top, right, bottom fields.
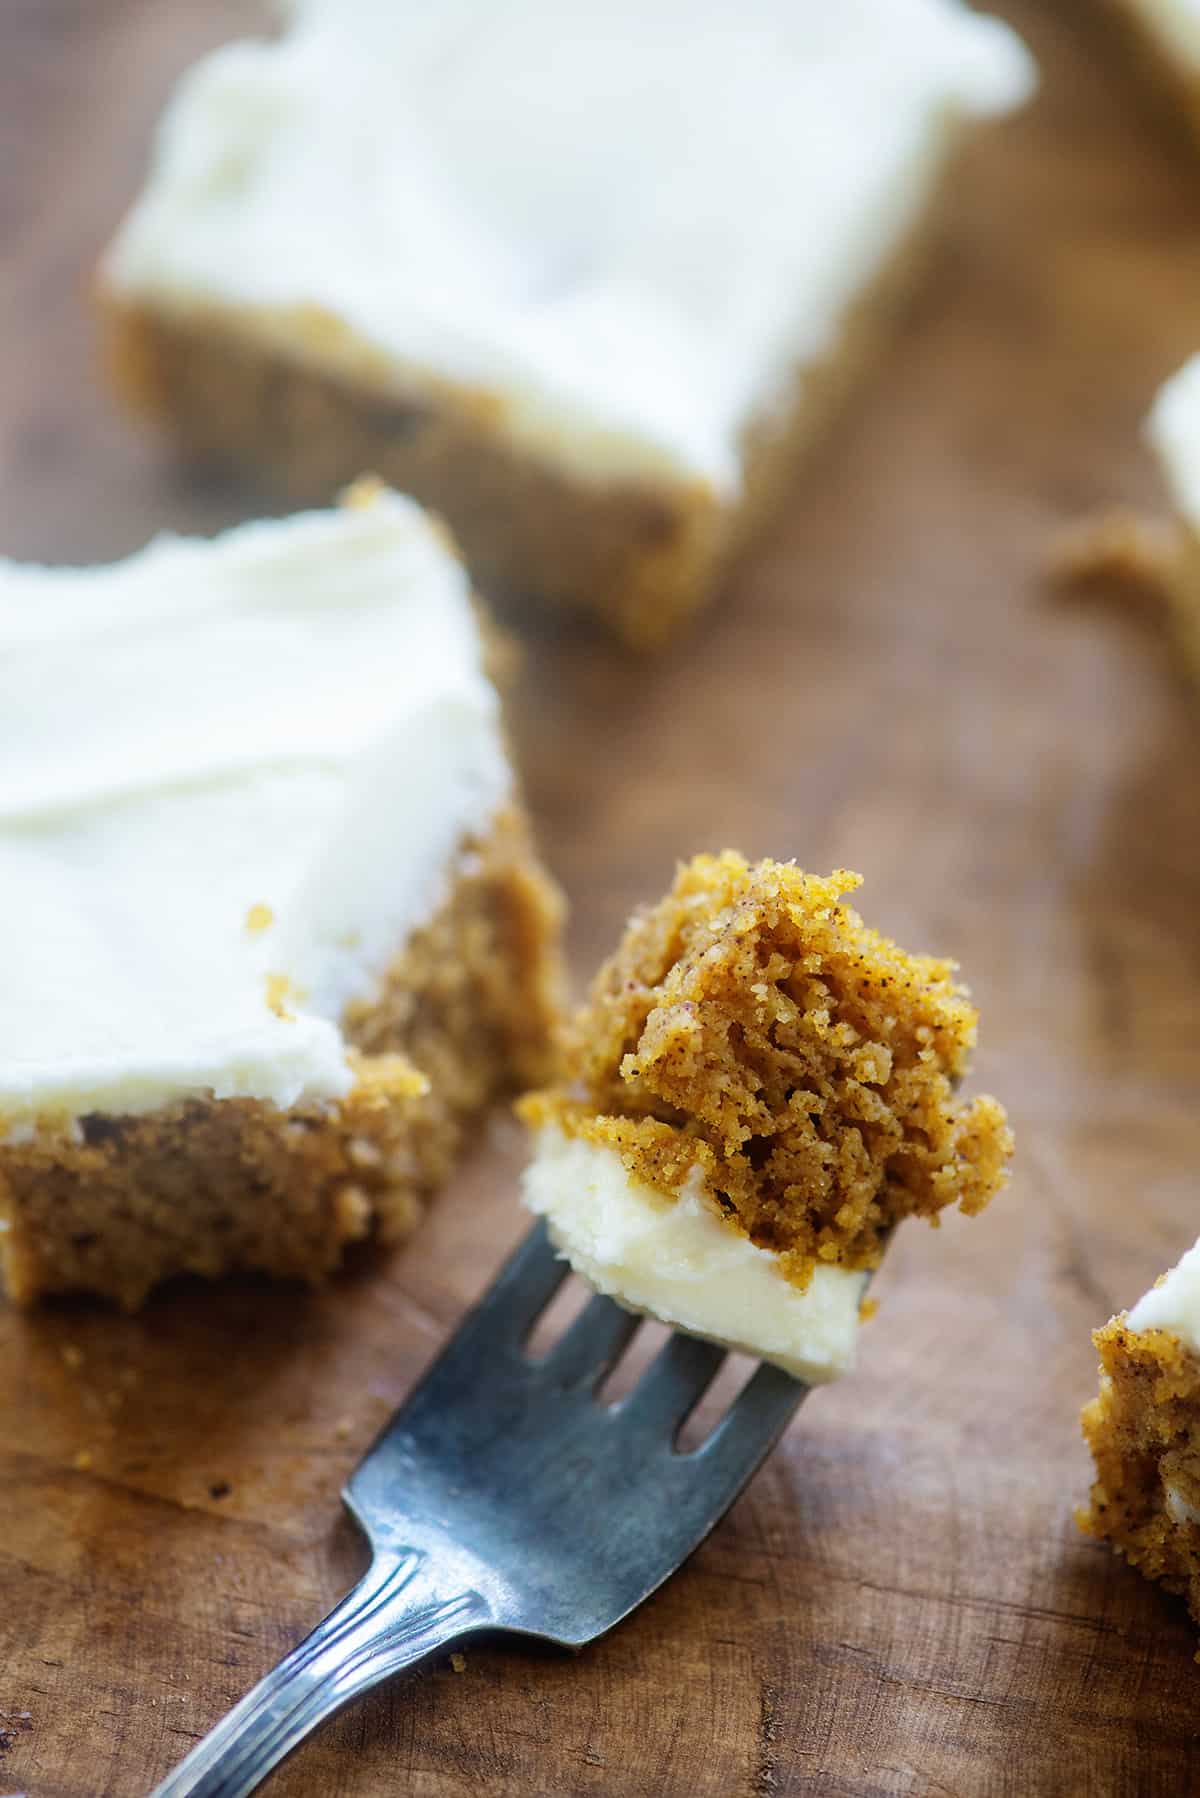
left=1121, top=0, right=1200, bottom=71
left=108, top=0, right=1033, bottom=495
left=1128, top=1236, right=1200, bottom=1353
left=0, top=491, right=510, bottom=1125
left=1149, top=355, right=1200, bottom=528
left=521, top=1125, right=866, bottom=1383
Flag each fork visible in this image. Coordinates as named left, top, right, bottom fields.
left=151, top=1219, right=812, bottom=1798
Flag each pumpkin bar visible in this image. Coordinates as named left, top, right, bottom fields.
left=99, top=0, right=1033, bottom=649
left=0, top=484, right=562, bottom=1308
left=519, top=853, right=1012, bottom=1382
left=1081, top=1239, right=1200, bottom=1633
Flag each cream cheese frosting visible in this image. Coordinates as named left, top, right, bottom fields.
left=0, top=490, right=510, bottom=1127
left=521, top=1125, right=867, bottom=1383
left=107, top=0, right=1034, bottom=496
left=1128, top=1237, right=1200, bottom=1353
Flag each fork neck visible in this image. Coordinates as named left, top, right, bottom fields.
left=151, top=1546, right=491, bottom=1798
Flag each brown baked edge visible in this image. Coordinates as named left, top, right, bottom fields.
left=1080, top=1314, right=1200, bottom=1627
left=0, top=803, right=563, bottom=1309
left=99, top=191, right=942, bottom=652
left=102, top=297, right=722, bottom=652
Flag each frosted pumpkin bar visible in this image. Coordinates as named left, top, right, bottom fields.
left=1081, top=1240, right=1200, bottom=1631
left=0, top=486, right=562, bottom=1309
left=519, top=855, right=1012, bottom=1382
left=100, top=0, right=1033, bottom=649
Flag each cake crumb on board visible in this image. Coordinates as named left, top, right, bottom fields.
left=1045, top=508, right=1174, bottom=616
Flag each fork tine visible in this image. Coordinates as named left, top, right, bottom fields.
left=541, top=1294, right=640, bottom=1389
left=450, top=1220, right=569, bottom=1353
left=691, top=1362, right=810, bottom=1474
left=618, top=1333, right=727, bottom=1435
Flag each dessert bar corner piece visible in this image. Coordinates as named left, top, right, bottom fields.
left=1081, top=1240, right=1200, bottom=1633
left=0, top=483, right=563, bottom=1309
left=99, top=0, right=1034, bottom=648
left=519, top=852, right=1012, bottom=1383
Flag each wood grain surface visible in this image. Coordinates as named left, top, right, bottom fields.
left=5, top=3, right=1200, bottom=1793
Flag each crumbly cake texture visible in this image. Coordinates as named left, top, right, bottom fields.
left=0, top=806, right=562, bottom=1309
left=1081, top=1316, right=1200, bottom=1631
left=519, top=853, right=1012, bottom=1290
left=102, top=216, right=929, bottom=652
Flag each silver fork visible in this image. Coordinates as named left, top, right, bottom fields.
left=151, top=1219, right=812, bottom=1798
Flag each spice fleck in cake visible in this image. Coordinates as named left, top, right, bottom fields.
left=520, top=854, right=1012, bottom=1381
left=0, top=485, right=562, bottom=1308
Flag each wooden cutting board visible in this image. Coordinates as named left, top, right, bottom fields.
left=5, top=2, right=1200, bottom=1792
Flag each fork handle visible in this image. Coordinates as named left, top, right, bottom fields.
left=150, top=1547, right=490, bottom=1798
